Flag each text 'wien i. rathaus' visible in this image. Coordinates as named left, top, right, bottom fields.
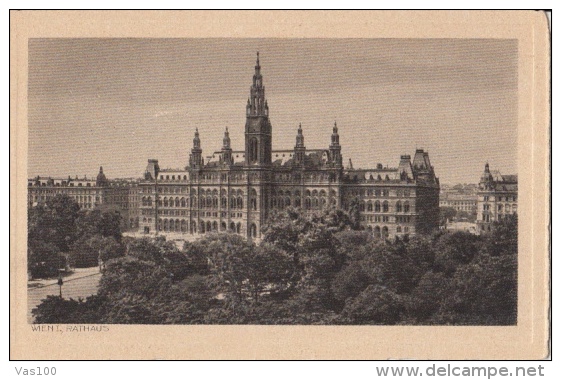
left=137, top=53, right=440, bottom=240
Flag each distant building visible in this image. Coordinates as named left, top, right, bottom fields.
left=27, top=167, right=109, bottom=210
left=476, top=163, right=518, bottom=233
left=138, top=54, right=440, bottom=240
left=27, top=167, right=140, bottom=231
left=439, top=185, right=477, bottom=214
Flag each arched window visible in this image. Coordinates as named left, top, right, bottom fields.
left=367, top=201, right=373, bottom=212
left=200, top=222, right=205, bottom=233
left=249, top=189, right=257, bottom=210
left=181, top=197, right=186, bottom=207
left=236, top=223, right=241, bottom=234
left=181, top=220, right=187, bottom=232
left=175, top=197, right=180, bottom=207
left=360, top=201, right=365, bottom=212
left=206, top=221, right=211, bottom=232
left=374, top=226, right=381, bottom=239
left=163, top=197, right=169, bottom=207
left=286, top=197, right=291, bottom=207
left=305, top=198, right=311, bottom=209
left=375, top=201, right=381, bottom=212
left=403, top=201, right=410, bottom=213
left=221, top=222, right=227, bottom=231
left=249, top=138, right=258, bottom=162
left=213, top=221, right=218, bottom=231
left=237, top=197, right=243, bottom=209
left=250, top=223, right=257, bottom=238
left=382, top=226, right=389, bottom=239
left=295, top=197, right=301, bottom=207
left=383, top=201, right=389, bottom=213
left=169, top=219, right=175, bottom=231
left=163, top=219, right=169, bottom=232
left=396, top=201, right=402, bottom=213
left=230, top=222, right=236, bottom=232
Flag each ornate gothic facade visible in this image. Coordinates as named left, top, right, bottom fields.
left=138, top=54, right=440, bottom=240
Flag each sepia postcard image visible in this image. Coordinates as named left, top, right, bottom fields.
left=10, top=11, right=550, bottom=360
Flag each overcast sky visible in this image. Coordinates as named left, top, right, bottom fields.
left=28, top=38, right=517, bottom=184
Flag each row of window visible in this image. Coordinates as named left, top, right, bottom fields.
left=483, top=195, right=517, bottom=202
left=29, top=182, right=97, bottom=187
left=146, top=218, right=259, bottom=238
left=354, top=201, right=411, bottom=213
left=482, top=204, right=517, bottom=213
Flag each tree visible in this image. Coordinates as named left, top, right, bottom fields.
left=28, top=195, right=80, bottom=277
left=433, top=231, right=481, bottom=275
left=439, top=206, right=457, bottom=226
left=435, top=254, right=517, bottom=325
left=32, top=294, right=106, bottom=324
left=27, top=240, right=65, bottom=278
left=261, top=208, right=311, bottom=263
left=482, top=214, right=518, bottom=257
left=75, top=209, right=123, bottom=242
left=406, top=271, right=450, bottom=323
left=339, top=285, right=404, bottom=325
left=28, top=195, right=80, bottom=253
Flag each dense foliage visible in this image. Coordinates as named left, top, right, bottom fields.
left=33, top=207, right=517, bottom=325
left=28, top=194, right=125, bottom=277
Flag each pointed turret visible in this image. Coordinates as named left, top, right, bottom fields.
left=221, top=127, right=233, bottom=165
left=295, top=123, right=305, bottom=148
left=480, top=162, right=494, bottom=189
left=189, top=128, right=203, bottom=168
left=223, top=127, right=231, bottom=149
left=294, top=123, right=306, bottom=165
left=329, top=121, right=343, bottom=167
left=96, top=166, right=108, bottom=186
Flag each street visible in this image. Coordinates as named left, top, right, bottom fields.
left=28, top=272, right=101, bottom=323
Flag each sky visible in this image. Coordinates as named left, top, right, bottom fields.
left=28, top=38, right=518, bottom=184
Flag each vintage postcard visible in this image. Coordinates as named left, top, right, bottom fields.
left=10, top=11, right=550, bottom=359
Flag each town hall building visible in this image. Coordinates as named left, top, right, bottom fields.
left=138, top=54, right=440, bottom=240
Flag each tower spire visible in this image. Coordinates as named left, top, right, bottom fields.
left=295, top=123, right=305, bottom=148
left=329, top=121, right=342, bottom=168
left=221, top=127, right=233, bottom=165
left=245, top=53, right=272, bottom=166
left=294, top=123, right=306, bottom=165
left=190, top=128, right=202, bottom=168
left=223, top=127, right=231, bottom=149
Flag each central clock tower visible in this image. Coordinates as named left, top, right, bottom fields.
left=245, top=52, right=272, bottom=166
